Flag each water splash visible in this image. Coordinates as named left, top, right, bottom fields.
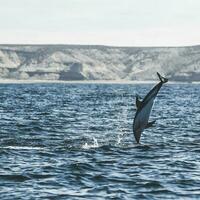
left=116, top=103, right=129, bottom=145
left=117, top=133, right=123, bottom=144
left=82, top=137, right=99, bottom=149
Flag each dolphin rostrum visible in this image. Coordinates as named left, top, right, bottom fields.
left=133, top=72, right=168, bottom=143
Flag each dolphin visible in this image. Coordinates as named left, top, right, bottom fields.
left=133, top=72, right=168, bottom=143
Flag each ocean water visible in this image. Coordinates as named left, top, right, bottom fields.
left=0, top=83, right=200, bottom=199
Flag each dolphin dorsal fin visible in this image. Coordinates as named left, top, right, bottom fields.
left=136, top=94, right=142, bottom=108
left=157, top=72, right=168, bottom=83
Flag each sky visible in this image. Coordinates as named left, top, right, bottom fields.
left=0, top=0, right=200, bottom=46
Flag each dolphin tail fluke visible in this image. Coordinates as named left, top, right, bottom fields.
left=145, top=120, right=156, bottom=129
left=157, top=72, right=168, bottom=83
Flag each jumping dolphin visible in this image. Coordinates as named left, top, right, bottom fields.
left=133, top=72, right=168, bottom=143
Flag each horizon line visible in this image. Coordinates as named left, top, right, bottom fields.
left=0, top=43, right=200, bottom=48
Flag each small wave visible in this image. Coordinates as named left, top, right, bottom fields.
left=2, top=146, right=44, bottom=150
left=0, top=174, right=30, bottom=182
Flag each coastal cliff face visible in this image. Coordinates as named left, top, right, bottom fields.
left=0, top=45, right=200, bottom=81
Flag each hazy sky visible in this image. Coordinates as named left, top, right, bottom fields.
left=0, top=0, right=200, bottom=46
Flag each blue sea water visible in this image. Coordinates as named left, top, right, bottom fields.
left=0, top=83, right=200, bottom=199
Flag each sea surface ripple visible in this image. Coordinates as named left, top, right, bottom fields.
left=0, top=83, right=200, bottom=199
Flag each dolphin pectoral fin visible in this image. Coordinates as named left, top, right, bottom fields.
left=157, top=72, right=168, bottom=83
left=136, top=98, right=142, bottom=108
left=145, top=120, right=156, bottom=129
left=136, top=94, right=142, bottom=108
